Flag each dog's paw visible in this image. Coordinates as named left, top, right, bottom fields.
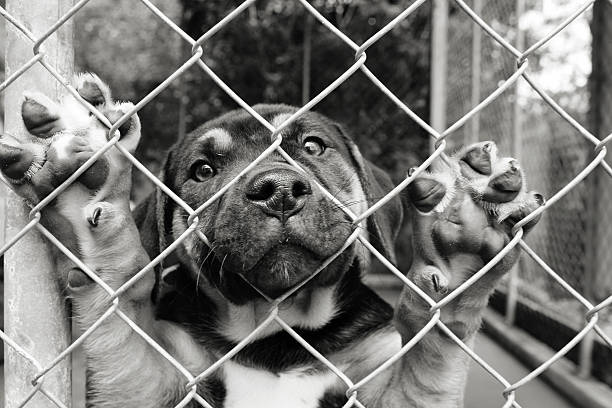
left=457, top=141, right=544, bottom=227
left=0, top=73, right=140, bottom=202
left=405, top=142, right=544, bottom=300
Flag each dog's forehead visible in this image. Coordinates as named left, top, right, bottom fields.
left=196, top=128, right=233, bottom=151
left=182, top=107, right=354, bottom=162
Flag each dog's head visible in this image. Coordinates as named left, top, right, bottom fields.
left=142, top=105, right=403, bottom=303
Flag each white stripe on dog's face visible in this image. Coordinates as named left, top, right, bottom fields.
left=200, top=128, right=233, bottom=151
left=270, top=113, right=293, bottom=141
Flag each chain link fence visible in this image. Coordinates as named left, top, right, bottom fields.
left=1, top=0, right=612, bottom=407
left=444, top=0, right=612, bottom=387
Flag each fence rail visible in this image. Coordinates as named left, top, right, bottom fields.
left=2, top=0, right=612, bottom=407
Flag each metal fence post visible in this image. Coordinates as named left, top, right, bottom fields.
left=302, top=12, right=313, bottom=105
left=4, top=0, right=74, bottom=406
left=504, top=0, right=526, bottom=327
left=430, top=0, right=448, bottom=153
left=468, top=0, right=482, bottom=146
left=579, top=0, right=612, bottom=380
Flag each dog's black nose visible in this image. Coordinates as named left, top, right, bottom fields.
left=246, top=168, right=312, bottom=222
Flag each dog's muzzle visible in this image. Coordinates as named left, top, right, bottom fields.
left=245, top=168, right=312, bottom=223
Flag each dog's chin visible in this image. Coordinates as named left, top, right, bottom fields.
left=244, top=244, right=322, bottom=298
left=201, top=242, right=356, bottom=302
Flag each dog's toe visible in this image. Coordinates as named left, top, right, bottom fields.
left=0, top=141, right=35, bottom=181
left=459, top=141, right=494, bottom=176
left=483, top=159, right=523, bottom=203
left=407, top=177, right=447, bottom=213
left=503, top=190, right=545, bottom=232
left=74, top=73, right=112, bottom=107
left=21, top=92, right=65, bottom=138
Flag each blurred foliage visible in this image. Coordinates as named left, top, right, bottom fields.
left=73, top=0, right=431, bottom=185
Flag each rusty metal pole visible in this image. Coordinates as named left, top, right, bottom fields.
left=4, top=0, right=74, bottom=406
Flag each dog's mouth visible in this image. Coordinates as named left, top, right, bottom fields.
left=242, top=243, right=322, bottom=296
left=192, top=192, right=357, bottom=300
left=199, top=232, right=354, bottom=299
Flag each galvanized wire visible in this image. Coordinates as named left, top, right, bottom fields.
left=1, top=0, right=610, bottom=407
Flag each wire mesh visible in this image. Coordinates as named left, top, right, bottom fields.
left=446, top=0, right=612, bottom=386
left=1, top=0, right=611, bottom=407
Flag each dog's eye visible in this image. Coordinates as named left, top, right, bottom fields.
left=303, top=137, right=325, bottom=156
left=191, top=161, right=216, bottom=181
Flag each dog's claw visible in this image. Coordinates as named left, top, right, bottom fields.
left=432, top=274, right=440, bottom=292
left=431, top=273, right=448, bottom=294
left=534, top=192, right=545, bottom=206
left=87, top=206, right=102, bottom=227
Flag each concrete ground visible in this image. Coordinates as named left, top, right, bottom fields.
left=465, top=334, right=575, bottom=407
left=373, top=285, right=578, bottom=408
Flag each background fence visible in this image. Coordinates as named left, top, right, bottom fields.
left=1, top=0, right=612, bottom=407
left=441, top=0, right=612, bottom=387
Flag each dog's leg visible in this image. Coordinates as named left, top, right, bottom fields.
left=59, top=77, right=208, bottom=407
left=0, top=74, right=207, bottom=407
left=66, top=207, right=197, bottom=407
left=376, top=142, right=543, bottom=408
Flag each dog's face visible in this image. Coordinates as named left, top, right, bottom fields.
left=160, top=105, right=401, bottom=303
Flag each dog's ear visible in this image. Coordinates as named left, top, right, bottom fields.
left=133, top=147, right=179, bottom=301
left=134, top=148, right=177, bottom=261
left=334, top=124, right=403, bottom=264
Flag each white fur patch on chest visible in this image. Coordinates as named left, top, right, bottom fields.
left=222, top=361, right=338, bottom=408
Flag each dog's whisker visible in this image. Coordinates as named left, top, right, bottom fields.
left=218, top=253, right=229, bottom=287
left=282, top=263, right=291, bottom=284
left=326, top=172, right=357, bottom=200
left=195, top=259, right=205, bottom=291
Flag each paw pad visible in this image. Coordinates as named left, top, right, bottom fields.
left=0, top=135, right=46, bottom=184
left=0, top=73, right=141, bottom=203
left=21, top=93, right=64, bottom=138
left=407, top=177, right=447, bottom=213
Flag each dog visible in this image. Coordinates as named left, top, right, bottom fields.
left=0, top=75, right=543, bottom=407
